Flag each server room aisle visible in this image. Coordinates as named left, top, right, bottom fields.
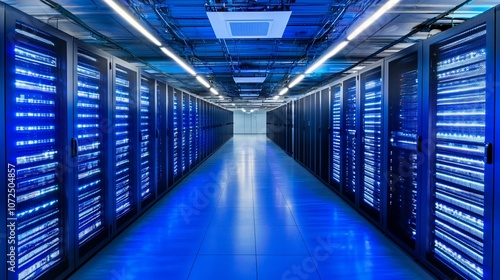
left=69, top=135, right=433, bottom=280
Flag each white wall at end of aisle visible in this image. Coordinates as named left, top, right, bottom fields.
left=233, top=111, right=266, bottom=134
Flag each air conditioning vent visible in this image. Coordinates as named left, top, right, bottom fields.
left=207, top=11, right=292, bottom=38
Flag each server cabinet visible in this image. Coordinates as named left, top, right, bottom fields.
left=156, top=81, right=168, bottom=194
left=72, top=42, right=111, bottom=262
left=423, top=10, right=494, bottom=280
left=314, top=92, right=321, bottom=175
left=181, top=93, right=188, bottom=174
left=342, top=76, right=359, bottom=203
left=187, top=95, right=194, bottom=169
left=200, top=101, right=206, bottom=160
left=331, top=83, right=342, bottom=191
left=168, top=87, right=182, bottom=183
left=286, top=102, right=293, bottom=155
left=359, top=64, right=383, bottom=221
left=4, top=6, right=72, bottom=279
left=112, top=58, right=138, bottom=230
left=293, top=100, right=299, bottom=160
left=305, top=95, right=312, bottom=169
left=385, top=44, right=422, bottom=252
left=194, top=98, right=200, bottom=165
left=0, top=4, right=6, bottom=279
left=139, top=74, right=156, bottom=208
left=320, top=88, right=330, bottom=182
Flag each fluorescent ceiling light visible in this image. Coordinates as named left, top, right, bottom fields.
left=231, top=103, right=235, bottom=106
left=103, top=0, right=162, bottom=47
left=210, top=88, right=219, bottom=95
left=240, top=88, right=262, bottom=92
left=196, top=76, right=211, bottom=88
left=160, top=47, right=196, bottom=76
left=273, top=95, right=280, bottom=100
left=242, top=108, right=246, bottom=112
left=347, top=0, right=400, bottom=41
left=219, top=96, right=224, bottom=99
left=289, top=74, right=305, bottom=88
left=233, top=76, right=267, bottom=83
left=306, top=41, right=348, bottom=74
left=279, top=88, right=289, bottom=95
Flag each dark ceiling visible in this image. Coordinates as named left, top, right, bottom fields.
left=2, top=0, right=498, bottom=110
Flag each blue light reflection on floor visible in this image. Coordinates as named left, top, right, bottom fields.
left=69, top=135, right=434, bottom=280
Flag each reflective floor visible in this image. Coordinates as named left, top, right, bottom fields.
left=69, top=134, right=434, bottom=280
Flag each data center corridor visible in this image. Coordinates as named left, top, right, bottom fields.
left=68, top=135, right=433, bottom=280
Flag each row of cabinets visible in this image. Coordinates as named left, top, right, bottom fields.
left=268, top=6, right=499, bottom=280
left=0, top=3, right=233, bottom=280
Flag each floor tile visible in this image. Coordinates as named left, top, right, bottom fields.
left=257, top=255, right=321, bottom=280
left=255, top=226, right=309, bottom=255
left=199, top=225, right=255, bottom=254
left=189, top=255, right=257, bottom=280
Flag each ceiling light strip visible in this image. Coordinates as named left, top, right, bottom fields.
left=160, top=47, right=197, bottom=76
left=282, top=0, right=399, bottom=95
left=210, top=88, right=219, bottom=95
left=196, top=76, right=211, bottom=88
left=347, top=0, right=400, bottom=41
left=103, top=0, right=162, bottom=47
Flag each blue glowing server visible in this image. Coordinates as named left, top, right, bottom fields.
left=4, top=7, right=72, bottom=279
left=423, top=9, right=495, bottom=280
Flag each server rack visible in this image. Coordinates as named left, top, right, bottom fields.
left=72, top=41, right=111, bottom=262
left=168, top=87, right=182, bottom=183
left=293, top=100, right=299, bottom=160
left=156, top=81, right=168, bottom=194
left=342, top=76, right=359, bottom=204
left=4, top=6, right=72, bottom=279
left=181, top=93, right=188, bottom=173
left=384, top=43, right=422, bottom=253
left=187, top=95, right=194, bottom=169
left=314, top=92, right=321, bottom=175
left=359, top=63, right=383, bottom=221
left=330, top=83, right=342, bottom=191
left=320, top=88, right=330, bottom=182
left=423, top=10, right=494, bottom=280
left=112, top=58, right=138, bottom=231
left=286, top=102, right=293, bottom=155
left=139, top=73, right=156, bottom=208
left=194, top=98, right=200, bottom=165
left=304, top=95, right=314, bottom=170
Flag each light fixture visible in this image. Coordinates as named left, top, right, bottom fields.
left=289, top=74, right=305, bottom=88
left=279, top=88, right=289, bottom=95
left=196, top=76, right=211, bottom=88
left=305, top=41, right=349, bottom=74
left=219, top=95, right=224, bottom=99
left=231, top=103, right=235, bottom=106
left=250, top=109, right=255, bottom=113
left=273, top=95, right=280, bottom=100
left=242, top=108, right=246, bottom=112
left=160, top=47, right=196, bottom=76
left=347, top=0, right=400, bottom=41
left=103, top=0, right=162, bottom=47
left=210, top=88, right=219, bottom=95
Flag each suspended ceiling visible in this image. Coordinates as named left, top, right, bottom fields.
left=2, top=0, right=498, bottom=110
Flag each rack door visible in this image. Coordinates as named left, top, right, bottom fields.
left=386, top=50, right=420, bottom=250
left=331, top=84, right=342, bottom=191
left=157, top=81, right=168, bottom=194
left=5, top=13, right=70, bottom=279
left=359, top=66, right=383, bottom=220
left=139, top=75, right=155, bottom=207
left=426, top=15, right=494, bottom=280
left=342, top=77, right=358, bottom=203
left=113, top=63, right=137, bottom=228
left=74, top=47, right=110, bottom=257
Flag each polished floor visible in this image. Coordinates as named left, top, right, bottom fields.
left=69, top=134, right=433, bottom=280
